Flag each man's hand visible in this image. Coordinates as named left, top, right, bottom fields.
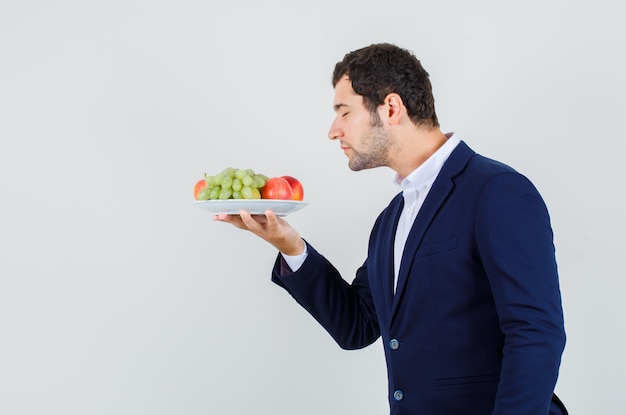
left=213, top=210, right=305, bottom=256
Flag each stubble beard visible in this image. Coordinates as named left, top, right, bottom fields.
left=347, top=114, right=392, bottom=171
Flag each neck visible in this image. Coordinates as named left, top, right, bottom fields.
left=389, top=127, right=448, bottom=178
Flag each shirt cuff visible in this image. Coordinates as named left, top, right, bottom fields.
left=281, top=242, right=308, bottom=273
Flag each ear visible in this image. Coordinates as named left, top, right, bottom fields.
left=382, top=93, right=405, bottom=125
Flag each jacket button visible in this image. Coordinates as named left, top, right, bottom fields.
left=393, top=390, right=404, bottom=401
left=389, top=339, right=400, bottom=350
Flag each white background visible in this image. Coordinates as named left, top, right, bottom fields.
left=1, top=0, right=624, bottom=414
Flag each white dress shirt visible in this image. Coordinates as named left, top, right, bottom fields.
left=391, top=133, right=459, bottom=291
left=283, top=133, right=461, bottom=291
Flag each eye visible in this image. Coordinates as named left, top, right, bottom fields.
left=342, top=112, right=349, bottom=118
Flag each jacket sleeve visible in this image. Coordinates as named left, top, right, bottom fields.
left=475, top=171, right=566, bottom=415
left=271, top=242, right=380, bottom=350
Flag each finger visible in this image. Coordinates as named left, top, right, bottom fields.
left=239, top=210, right=266, bottom=232
left=213, top=213, right=236, bottom=222
left=263, top=210, right=280, bottom=231
left=213, top=213, right=247, bottom=229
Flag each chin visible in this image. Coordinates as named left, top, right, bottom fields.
left=347, top=161, right=362, bottom=171
left=349, top=158, right=381, bottom=171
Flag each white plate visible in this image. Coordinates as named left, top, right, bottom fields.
left=194, top=199, right=308, bottom=216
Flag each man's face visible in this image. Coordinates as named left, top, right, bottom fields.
left=328, top=76, right=392, bottom=171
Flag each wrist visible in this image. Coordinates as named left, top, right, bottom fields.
left=281, top=238, right=305, bottom=256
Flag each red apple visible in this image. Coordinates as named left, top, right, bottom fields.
left=281, top=175, right=304, bottom=201
left=261, top=177, right=293, bottom=200
left=193, top=179, right=207, bottom=200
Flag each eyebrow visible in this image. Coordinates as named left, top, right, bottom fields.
left=333, top=103, right=349, bottom=112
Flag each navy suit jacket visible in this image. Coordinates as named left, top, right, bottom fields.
left=272, top=141, right=566, bottom=415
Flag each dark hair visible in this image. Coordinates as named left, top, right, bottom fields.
left=332, top=43, right=439, bottom=127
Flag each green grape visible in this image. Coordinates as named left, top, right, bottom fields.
left=221, top=167, right=236, bottom=178
left=197, top=167, right=271, bottom=200
left=241, top=175, right=253, bottom=187
left=205, top=175, right=219, bottom=187
left=214, top=173, right=225, bottom=185
left=241, top=186, right=253, bottom=199
left=219, top=188, right=233, bottom=200
left=253, top=175, right=266, bottom=188
left=221, top=175, right=233, bottom=189
left=209, top=186, right=221, bottom=200
left=197, top=186, right=212, bottom=201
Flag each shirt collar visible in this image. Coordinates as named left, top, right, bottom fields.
left=393, top=132, right=461, bottom=192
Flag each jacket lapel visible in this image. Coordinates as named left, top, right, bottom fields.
left=381, top=194, right=404, bottom=313
left=391, top=141, right=475, bottom=320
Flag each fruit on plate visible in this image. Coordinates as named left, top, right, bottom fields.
left=193, top=179, right=207, bottom=200
left=260, top=177, right=293, bottom=200
left=193, top=167, right=304, bottom=201
left=194, top=167, right=268, bottom=201
left=280, top=175, right=304, bottom=201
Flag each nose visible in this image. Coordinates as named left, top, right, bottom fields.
left=328, top=118, right=343, bottom=141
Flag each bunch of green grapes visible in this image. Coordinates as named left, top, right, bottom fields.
left=196, top=167, right=269, bottom=200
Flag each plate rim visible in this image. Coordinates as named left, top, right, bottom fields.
left=193, top=199, right=308, bottom=216
left=193, top=199, right=307, bottom=205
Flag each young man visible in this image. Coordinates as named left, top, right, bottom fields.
left=215, top=43, right=567, bottom=415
